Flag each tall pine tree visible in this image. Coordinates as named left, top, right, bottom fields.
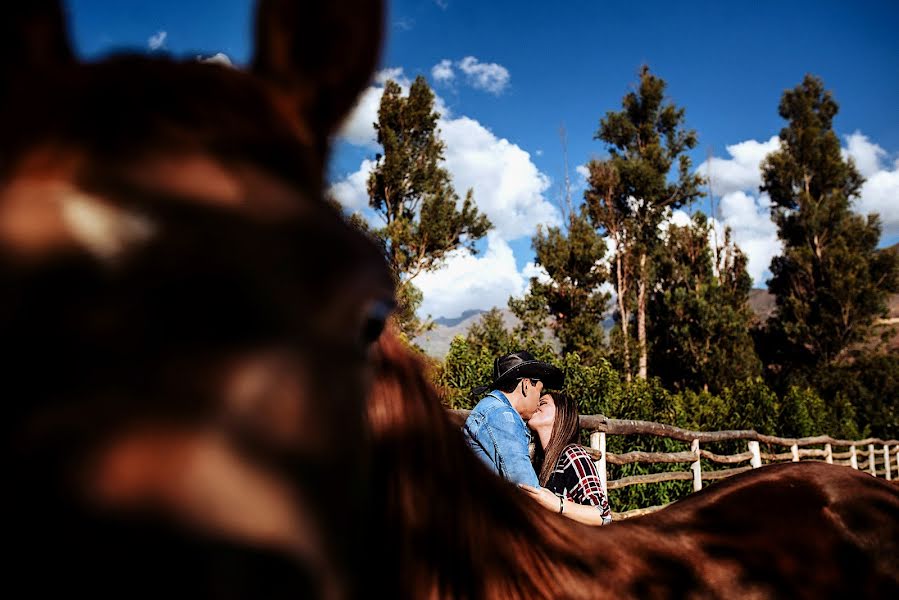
left=367, top=76, right=491, bottom=338
left=760, top=75, right=899, bottom=380
left=594, top=66, right=705, bottom=378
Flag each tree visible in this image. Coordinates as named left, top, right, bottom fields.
left=648, top=213, right=761, bottom=393
left=367, top=76, right=492, bottom=338
left=584, top=159, right=635, bottom=380
left=594, top=66, right=705, bottom=379
left=509, top=206, right=610, bottom=364
left=760, top=75, right=899, bottom=379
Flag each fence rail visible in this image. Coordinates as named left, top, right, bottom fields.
left=447, top=409, right=899, bottom=519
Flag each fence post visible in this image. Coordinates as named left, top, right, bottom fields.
left=590, top=431, right=608, bottom=496
left=791, top=444, right=799, bottom=462
left=850, top=445, right=858, bottom=469
left=690, top=439, right=702, bottom=492
left=824, top=443, right=833, bottom=465
left=885, top=445, right=892, bottom=481
left=748, top=440, right=761, bottom=468
left=868, top=444, right=876, bottom=476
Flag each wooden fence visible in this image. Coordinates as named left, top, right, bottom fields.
left=448, top=410, right=899, bottom=520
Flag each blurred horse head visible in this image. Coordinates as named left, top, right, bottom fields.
left=1, top=2, right=390, bottom=598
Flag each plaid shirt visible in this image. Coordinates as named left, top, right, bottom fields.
left=546, top=444, right=612, bottom=524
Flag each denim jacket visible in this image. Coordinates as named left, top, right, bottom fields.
left=463, top=390, right=540, bottom=487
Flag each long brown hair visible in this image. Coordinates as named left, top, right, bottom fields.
left=533, top=391, right=580, bottom=486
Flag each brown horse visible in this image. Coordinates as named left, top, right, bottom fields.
left=368, top=332, right=899, bottom=599
left=2, top=1, right=392, bottom=598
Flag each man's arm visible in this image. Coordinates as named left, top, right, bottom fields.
left=485, top=409, right=539, bottom=487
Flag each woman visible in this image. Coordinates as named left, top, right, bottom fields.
left=519, top=391, right=612, bottom=525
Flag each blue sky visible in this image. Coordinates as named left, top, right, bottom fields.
left=67, top=0, right=899, bottom=318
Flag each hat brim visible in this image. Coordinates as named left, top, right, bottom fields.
left=492, top=360, right=563, bottom=390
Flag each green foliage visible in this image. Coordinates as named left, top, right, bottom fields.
left=509, top=206, right=610, bottom=364
left=813, top=353, right=899, bottom=439
left=367, top=76, right=492, bottom=338
left=595, top=65, right=705, bottom=251
left=761, top=75, right=899, bottom=374
left=649, top=214, right=761, bottom=393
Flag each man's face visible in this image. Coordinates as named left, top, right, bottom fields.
left=522, top=378, right=544, bottom=419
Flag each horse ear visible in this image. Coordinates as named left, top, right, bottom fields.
left=250, top=0, right=384, bottom=143
left=1, top=1, right=74, bottom=85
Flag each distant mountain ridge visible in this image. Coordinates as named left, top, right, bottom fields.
left=414, top=287, right=899, bottom=359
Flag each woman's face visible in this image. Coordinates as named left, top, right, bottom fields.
left=528, top=393, right=556, bottom=430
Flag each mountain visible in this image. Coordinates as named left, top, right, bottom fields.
left=415, top=287, right=899, bottom=359
left=433, top=309, right=485, bottom=328
left=414, top=309, right=521, bottom=358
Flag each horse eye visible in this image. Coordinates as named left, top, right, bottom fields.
left=360, top=299, right=394, bottom=345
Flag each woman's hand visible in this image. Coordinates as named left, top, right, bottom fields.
left=518, top=484, right=562, bottom=513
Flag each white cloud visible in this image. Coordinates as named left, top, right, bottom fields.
left=328, top=159, right=375, bottom=213
left=440, top=116, right=558, bottom=240
left=857, top=164, right=899, bottom=237
left=374, top=67, right=410, bottom=87
left=148, top=31, right=167, bottom=51
left=843, top=131, right=887, bottom=178
left=699, top=136, right=780, bottom=197
left=667, top=209, right=694, bottom=229
left=842, top=132, right=899, bottom=235
left=718, top=191, right=781, bottom=286
left=431, top=59, right=455, bottom=83
left=456, top=56, right=510, bottom=94
left=198, top=53, right=233, bottom=67
left=394, top=18, right=414, bottom=31
left=413, top=234, right=527, bottom=319
left=522, top=261, right=551, bottom=285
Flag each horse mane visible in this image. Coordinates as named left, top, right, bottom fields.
left=367, top=331, right=614, bottom=598
left=368, top=331, right=899, bottom=599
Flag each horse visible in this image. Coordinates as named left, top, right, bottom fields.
left=367, top=332, right=899, bottom=599
left=2, top=1, right=392, bottom=598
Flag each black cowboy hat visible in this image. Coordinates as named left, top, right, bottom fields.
left=491, top=351, right=563, bottom=390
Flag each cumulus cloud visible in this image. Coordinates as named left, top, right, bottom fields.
left=328, top=158, right=375, bottom=213
left=147, top=31, right=167, bottom=51
left=431, top=59, right=455, bottom=83
left=718, top=191, right=781, bottom=286
left=843, top=131, right=887, bottom=178
left=843, top=132, right=899, bottom=236
left=413, top=234, right=527, bottom=319
left=700, top=136, right=780, bottom=197
left=198, top=53, right=233, bottom=67
left=456, top=56, right=510, bottom=94
left=699, top=137, right=783, bottom=286
left=439, top=116, right=558, bottom=240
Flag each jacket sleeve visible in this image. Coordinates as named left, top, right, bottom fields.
left=485, top=408, right=539, bottom=487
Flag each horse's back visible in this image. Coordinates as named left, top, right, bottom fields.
left=606, top=462, right=899, bottom=598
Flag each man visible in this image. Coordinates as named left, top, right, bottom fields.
left=463, top=351, right=564, bottom=486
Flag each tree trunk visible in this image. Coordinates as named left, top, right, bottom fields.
left=615, top=238, right=631, bottom=382
left=637, top=251, right=648, bottom=379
